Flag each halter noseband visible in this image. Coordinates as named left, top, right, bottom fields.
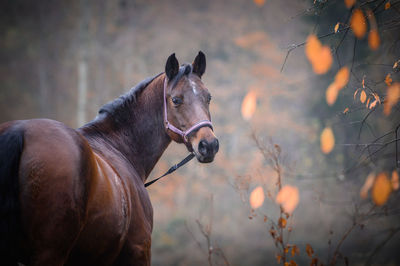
left=163, top=75, right=213, bottom=143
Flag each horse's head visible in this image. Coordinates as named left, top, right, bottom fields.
left=163, top=52, right=219, bottom=163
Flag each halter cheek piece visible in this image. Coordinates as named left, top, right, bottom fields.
left=163, top=76, right=213, bottom=143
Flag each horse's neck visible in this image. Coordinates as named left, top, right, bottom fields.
left=79, top=75, right=171, bottom=181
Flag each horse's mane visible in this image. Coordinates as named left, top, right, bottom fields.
left=99, top=72, right=163, bottom=117
left=97, top=64, right=193, bottom=124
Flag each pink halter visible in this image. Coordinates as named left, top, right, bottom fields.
left=163, top=76, right=213, bottom=143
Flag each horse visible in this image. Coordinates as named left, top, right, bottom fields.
left=0, top=51, right=219, bottom=265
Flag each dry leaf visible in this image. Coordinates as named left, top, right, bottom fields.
left=345, top=0, right=356, bottom=8
left=291, top=245, right=299, bottom=257
left=368, top=93, right=380, bottom=109
left=384, top=82, right=400, bottom=115
left=305, top=34, right=332, bottom=74
left=334, top=23, right=340, bottom=33
left=368, top=30, right=380, bottom=50
left=325, top=67, right=349, bottom=105
left=253, top=0, right=265, bottom=7
left=250, top=186, right=265, bottom=209
left=326, top=83, right=339, bottom=106
left=369, top=99, right=377, bottom=109
left=354, top=88, right=361, bottom=99
left=372, top=173, right=392, bottom=206
left=335, top=67, right=350, bottom=89
left=373, top=92, right=381, bottom=102
left=360, top=90, right=367, bottom=103
left=385, top=1, right=391, bottom=9
left=394, top=60, right=399, bottom=70
left=306, top=244, right=314, bottom=257
left=314, top=46, right=333, bottom=74
left=278, top=217, right=287, bottom=228
left=276, top=254, right=282, bottom=264
left=385, top=73, right=392, bottom=86
left=284, top=247, right=289, bottom=254
left=241, top=90, right=257, bottom=120
left=392, top=170, right=399, bottom=190
left=305, top=34, right=321, bottom=63
left=351, top=9, right=367, bottom=39
left=366, top=97, right=371, bottom=108
left=275, top=185, right=299, bottom=214
left=360, top=173, right=375, bottom=199
left=320, top=127, right=335, bottom=154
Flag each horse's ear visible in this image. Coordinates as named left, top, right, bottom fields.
left=165, top=53, right=179, bottom=81
left=192, top=51, right=206, bottom=78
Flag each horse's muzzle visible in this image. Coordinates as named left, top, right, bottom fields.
left=196, top=137, right=219, bottom=163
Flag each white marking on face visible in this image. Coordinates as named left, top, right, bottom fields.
left=190, top=80, right=199, bottom=95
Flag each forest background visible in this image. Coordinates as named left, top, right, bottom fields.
left=1, top=0, right=399, bottom=265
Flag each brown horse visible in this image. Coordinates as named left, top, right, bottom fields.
left=0, top=52, right=218, bottom=265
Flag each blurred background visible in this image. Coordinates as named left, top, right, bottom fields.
left=1, top=0, right=399, bottom=265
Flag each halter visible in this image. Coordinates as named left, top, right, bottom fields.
left=144, top=73, right=213, bottom=188
left=163, top=75, right=213, bottom=143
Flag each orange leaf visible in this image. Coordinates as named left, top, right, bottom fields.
left=313, top=46, right=333, bottom=74
left=284, top=247, right=289, bottom=254
left=276, top=185, right=299, bottom=214
left=291, top=245, right=299, bottom=257
left=334, top=23, right=340, bottom=33
left=384, top=82, right=400, bottom=115
left=326, top=83, right=339, bottom=106
left=394, top=60, right=399, bottom=70
left=276, top=254, right=282, bottom=264
left=385, top=1, right=391, bottom=9
left=385, top=73, right=392, bottom=86
left=345, top=0, right=356, bottom=8
left=253, top=0, right=265, bottom=7
left=372, top=173, right=392, bottom=206
left=354, top=88, right=361, bottom=100
left=305, top=35, right=322, bottom=63
left=392, top=170, right=399, bottom=190
left=334, top=66, right=350, bottom=89
left=306, top=244, right=314, bottom=257
left=360, top=173, right=375, bottom=199
left=250, top=186, right=265, bottom=209
left=351, top=9, right=367, bottom=39
left=305, top=34, right=332, bottom=74
left=360, top=90, right=367, bottom=103
left=373, top=92, right=381, bottom=102
left=366, top=97, right=371, bottom=108
left=320, top=127, right=335, bottom=154
left=368, top=30, right=380, bottom=50
left=278, top=217, right=287, bottom=228
left=241, top=90, right=257, bottom=120
left=368, top=93, right=380, bottom=109
left=369, top=99, right=377, bottom=109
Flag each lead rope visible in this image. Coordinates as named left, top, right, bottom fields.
left=144, top=152, right=195, bottom=187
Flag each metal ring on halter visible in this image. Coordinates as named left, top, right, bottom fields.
left=163, top=76, right=213, bottom=143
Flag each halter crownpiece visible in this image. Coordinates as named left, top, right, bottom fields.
left=163, top=73, right=213, bottom=143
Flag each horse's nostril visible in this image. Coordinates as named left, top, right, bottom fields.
left=212, top=139, right=219, bottom=153
left=198, top=139, right=208, bottom=156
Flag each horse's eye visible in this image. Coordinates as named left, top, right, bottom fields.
left=172, top=97, right=183, bottom=106
left=207, top=94, right=212, bottom=104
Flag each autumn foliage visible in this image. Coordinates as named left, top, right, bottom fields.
left=305, top=34, right=332, bottom=74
